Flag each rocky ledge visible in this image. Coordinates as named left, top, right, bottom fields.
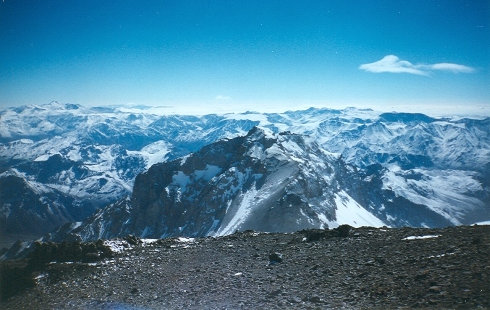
left=1, top=225, right=489, bottom=309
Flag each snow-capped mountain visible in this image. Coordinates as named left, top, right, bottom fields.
left=47, top=127, right=458, bottom=242
left=0, top=102, right=258, bottom=238
left=1, top=102, right=489, bottom=240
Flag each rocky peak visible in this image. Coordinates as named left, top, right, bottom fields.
left=48, top=127, right=407, bottom=242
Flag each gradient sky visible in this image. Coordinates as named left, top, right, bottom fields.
left=0, top=0, right=489, bottom=114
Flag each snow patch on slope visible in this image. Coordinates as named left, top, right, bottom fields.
left=194, top=165, right=222, bottom=181
left=382, top=167, right=483, bottom=225
left=334, top=191, right=386, bottom=228
left=217, top=185, right=258, bottom=236
left=402, top=235, right=440, bottom=240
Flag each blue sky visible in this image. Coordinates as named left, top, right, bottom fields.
left=0, top=0, right=489, bottom=114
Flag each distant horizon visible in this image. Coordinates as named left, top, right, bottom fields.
left=2, top=100, right=489, bottom=119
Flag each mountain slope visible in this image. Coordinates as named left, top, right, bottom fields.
left=0, top=174, right=73, bottom=236
left=0, top=103, right=488, bottom=239
left=47, top=128, right=463, bottom=242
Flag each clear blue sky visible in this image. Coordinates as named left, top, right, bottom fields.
left=0, top=0, right=489, bottom=114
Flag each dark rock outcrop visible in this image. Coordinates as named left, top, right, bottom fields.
left=47, top=128, right=455, bottom=243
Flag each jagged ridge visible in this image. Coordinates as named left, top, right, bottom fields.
left=48, top=127, right=458, bottom=242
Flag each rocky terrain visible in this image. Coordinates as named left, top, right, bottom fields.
left=1, top=224, right=489, bottom=309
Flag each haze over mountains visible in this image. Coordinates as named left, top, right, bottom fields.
left=0, top=102, right=489, bottom=244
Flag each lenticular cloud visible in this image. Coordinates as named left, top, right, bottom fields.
left=359, top=55, right=475, bottom=75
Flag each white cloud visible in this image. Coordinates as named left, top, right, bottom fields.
left=359, top=55, right=427, bottom=75
left=427, top=63, right=475, bottom=73
left=215, top=95, right=232, bottom=101
left=359, top=55, right=475, bottom=75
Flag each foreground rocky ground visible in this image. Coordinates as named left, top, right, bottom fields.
left=1, top=225, right=489, bottom=309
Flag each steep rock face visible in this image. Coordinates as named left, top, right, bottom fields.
left=0, top=175, right=73, bottom=235
left=51, top=128, right=458, bottom=242
left=128, top=127, right=338, bottom=237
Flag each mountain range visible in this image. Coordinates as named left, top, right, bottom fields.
left=0, top=102, right=488, bottom=244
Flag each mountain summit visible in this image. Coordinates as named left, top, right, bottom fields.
left=49, top=127, right=466, bottom=242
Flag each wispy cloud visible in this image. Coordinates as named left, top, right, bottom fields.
left=215, top=95, right=232, bottom=101
left=359, top=55, right=475, bottom=76
left=426, top=63, right=475, bottom=73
